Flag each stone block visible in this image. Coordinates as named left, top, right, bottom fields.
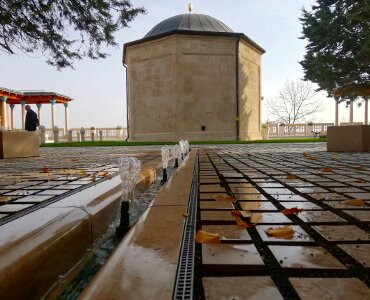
left=327, top=125, right=370, bottom=152
left=0, top=131, right=40, bottom=158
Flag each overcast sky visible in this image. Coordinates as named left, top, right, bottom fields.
left=0, top=0, right=364, bottom=129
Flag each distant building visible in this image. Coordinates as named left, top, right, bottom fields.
left=123, top=12, right=265, bottom=141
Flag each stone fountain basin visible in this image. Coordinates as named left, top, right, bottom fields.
left=0, top=157, right=163, bottom=299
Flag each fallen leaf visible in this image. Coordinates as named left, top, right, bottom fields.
left=314, top=192, right=326, bottom=201
left=323, top=167, right=333, bottom=172
left=212, top=194, right=236, bottom=202
left=342, top=199, right=366, bottom=206
left=0, top=196, right=14, bottom=204
left=42, top=167, right=49, bottom=173
left=265, top=226, right=294, bottom=239
left=99, top=171, right=109, bottom=177
left=357, top=165, right=367, bottom=171
left=194, top=230, right=221, bottom=244
left=303, top=152, right=310, bottom=157
left=235, top=216, right=252, bottom=228
left=231, top=210, right=242, bottom=217
left=250, top=213, right=262, bottom=224
left=308, top=156, right=316, bottom=160
left=281, top=207, right=302, bottom=215
left=240, top=210, right=252, bottom=218
left=182, top=213, right=188, bottom=218
left=286, top=174, right=297, bottom=179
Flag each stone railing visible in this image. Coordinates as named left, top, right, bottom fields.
left=43, top=127, right=127, bottom=142
left=267, top=123, right=334, bottom=138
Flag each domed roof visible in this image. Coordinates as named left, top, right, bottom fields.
left=145, top=13, right=233, bottom=38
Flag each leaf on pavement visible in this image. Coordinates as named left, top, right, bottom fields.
left=194, top=230, right=221, bottom=244
left=235, top=216, right=253, bottom=228
left=212, top=194, right=236, bottom=202
left=322, top=167, right=333, bottom=172
left=286, top=174, right=298, bottom=179
left=342, top=199, right=366, bottom=206
left=281, top=207, right=302, bottom=215
left=265, top=226, right=294, bottom=239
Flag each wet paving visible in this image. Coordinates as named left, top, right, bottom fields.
left=196, top=144, right=370, bottom=299
left=0, top=146, right=161, bottom=225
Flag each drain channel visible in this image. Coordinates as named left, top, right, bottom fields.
left=173, top=151, right=199, bottom=300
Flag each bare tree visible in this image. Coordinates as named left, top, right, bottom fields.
left=266, top=80, right=323, bottom=124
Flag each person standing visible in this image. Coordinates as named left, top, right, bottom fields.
left=25, top=105, right=39, bottom=131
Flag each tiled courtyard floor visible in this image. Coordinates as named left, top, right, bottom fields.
left=194, top=143, right=370, bottom=299
left=0, top=146, right=161, bottom=225
left=0, top=142, right=369, bottom=298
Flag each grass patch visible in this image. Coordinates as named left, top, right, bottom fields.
left=41, top=137, right=326, bottom=147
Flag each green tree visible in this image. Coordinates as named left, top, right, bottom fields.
left=0, top=0, right=145, bottom=69
left=300, top=0, right=370, bottom=98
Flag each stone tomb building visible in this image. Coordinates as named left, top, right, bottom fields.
left=123, top=13, right=265, bottom=141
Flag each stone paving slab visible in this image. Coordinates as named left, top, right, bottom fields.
left=0, top=146, right=161, bottom=225
left=197, top=143, right=370, bottom=299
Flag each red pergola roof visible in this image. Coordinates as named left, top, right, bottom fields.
left=0, top=87, right=72, bottom=104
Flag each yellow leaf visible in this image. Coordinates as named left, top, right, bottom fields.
left=212, top=194, right=235, bottom=202
left=0, top=196, right=14, bottom=204
left=265, top=226, right=294, bottom=239
left=303, top=152, right=310, bottom=157
left=286, top=174, right=297, bottom=179
left=250, top=213, right=262, bottom=224
left=99, top=171, right=109, bottom=177
left=314, top=192, right=325, bottom=201
left=194, top=230, right=221, bottom=244
left=342, top=199, right=366, bottom=206
left=235, top=216, right=252, bottom=228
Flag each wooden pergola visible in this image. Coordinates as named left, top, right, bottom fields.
left=0, top=87, right=73, bottom=132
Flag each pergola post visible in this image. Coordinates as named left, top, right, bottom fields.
left=63, top=103, right=69, bottom=135
left=20, top=100, right=26, bottom=130
left=334, top=96, right=340, bottom=126
left=9, top=104, right=15, bottom=130
left=364, top=97, right=369, bottom=125
left=1, top=96, right=7, bottom=128
left=50, top=99, right=56, bottom=128
left=36, top=103, right=42, bottom=125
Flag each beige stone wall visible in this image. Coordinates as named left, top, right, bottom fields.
left=125, top=34, right=263, bottom=141
left=125, top=35, right=238, bottom=141
left=239, top=39, right=263, bottom=140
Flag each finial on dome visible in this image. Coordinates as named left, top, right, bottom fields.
left=188, top=2, right=193, bottom=13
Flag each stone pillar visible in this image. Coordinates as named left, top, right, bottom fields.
left=364, top=97, right=369, bottom=125
left=53, top=126, right=59, bottom=143
left=9, top=104, right=15, bottom=130
left=349, top=100, right=354, bottom=124
left=334, top=96, right=340, bottom=126
left=50, top=99, right=56, bottom=128
left=1, top=96, right=7, bottom=128
left=36, top=103, right=42, bottom=126
left=64, top=103, right=69, bottom=135
left=68, top=130, right=73, bottom=142
left=20, top=100, right=26, bottom=130
left=39, top=125, right=46, bottom=144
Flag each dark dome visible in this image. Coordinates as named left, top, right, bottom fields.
left=145, top=13, right=234, bottom=38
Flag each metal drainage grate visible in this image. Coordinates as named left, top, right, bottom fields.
left=173, top=152, right=199, bottom=300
